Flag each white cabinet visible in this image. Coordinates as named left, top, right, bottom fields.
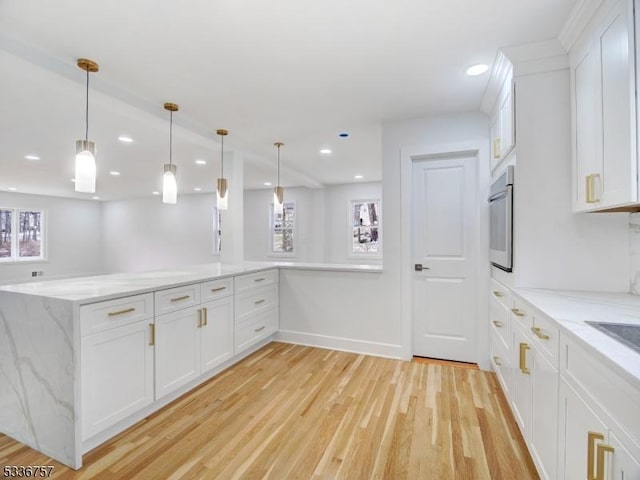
left=200, top=296, right=234, bottom=374
left=609, top=431, right=640, bottom=480
left=490, top=73, right=516, bottom=171
left=570, top=0, right=638, bottom=212
left=155, top=306, right=202, bottom=399
left=81, top=319, right=154, bottom=440
left=234, top=270, right=279, bottom=353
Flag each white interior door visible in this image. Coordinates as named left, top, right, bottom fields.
left=412, top=154, right=478, bottom=363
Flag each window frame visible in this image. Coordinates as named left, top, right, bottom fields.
left=0, top=207, right=48, bottom=263
left=348, top=199, right=382, bottom=259
left=269, top=201, right=297, bottom=258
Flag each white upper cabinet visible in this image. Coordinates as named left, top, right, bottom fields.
left=491, top=71, right=516, bottom=171
left=570, top=0, right=638, bottom=212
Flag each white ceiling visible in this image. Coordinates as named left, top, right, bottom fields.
left=0, top=0, right=576, bottom=201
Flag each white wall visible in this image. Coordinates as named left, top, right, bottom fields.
left=0, top=192, right=104, bottom=285
left=631, top=213, right=640, bottom=295
left=243, top=182, right=382, bottom=265
left=101, top=194, right=222, bottom=273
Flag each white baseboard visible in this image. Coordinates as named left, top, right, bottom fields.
left=276, top=329, right=404, bottom=360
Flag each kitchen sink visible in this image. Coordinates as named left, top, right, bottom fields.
left=586, top=322, right=640, bottom=354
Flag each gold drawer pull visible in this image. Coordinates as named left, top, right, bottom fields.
left=211, top=286, right=227, bottom=292
left=511, top=308, right=525, bottom=317
left=255, top=299, right=266, bottom=305
left=596, top=443, right=614, bottom=480
left=254, top=325, right=266, bottom=332
left=254, top=278, right=266, bottom=283
left=149, top=323, right=155, bottom=346
left=586, top=173, right=601, bottom=204
left=197, top=309, right=203, bottom=328
left=519, top=343, right=530, bottom=374
left=492, top=291, right=504, bottom=298
left=493, top=356, right=502, bottom=366
left=531, top=327, right=550, bottom=340
left=171, top=295, right=190, bottom=302
left=588, top=432, right=604, bottom=480
left=492, top=320, right=503, bottom=328
left=203, top=307, right=208, bottom=326
left=108, top=307, right=136, bottom=317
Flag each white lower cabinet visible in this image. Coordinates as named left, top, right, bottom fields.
left=155, top=306, right=202, bottom=399
left=81, top=319, right=154, bottom=440
left=511, top=324, right=532, bottom=435
left=609, top=431, right=640, bottom=480
left=200, top=296, right=234, bottom=374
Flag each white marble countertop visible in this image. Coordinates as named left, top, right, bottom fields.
left=512, top=288, right=640, bottom=387
left=0, top=261, right=383, bottom=304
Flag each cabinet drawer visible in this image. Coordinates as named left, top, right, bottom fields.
left=490, top=278, right=511, bottom=310
left=511, top=296, right=534, bottom=330
left=490, top=294, right=511, bottom=351
left=201, top=277, right=234, bottom=302
left=80, top=293, right=154, bottom=337
left=235, top=285, right=278, bottom=324
left=530, top=311, right=559, bottom=367
left=154, top=283, right=201, bottom=316
left=561, top=334, right=640, bottom=447
left=235, top=308, right=278, bottom=353
left=490, top=325, right=512, bottom=399
left=234, top=269, right=278, bottom=293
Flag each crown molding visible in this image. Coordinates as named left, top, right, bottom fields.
left=559, top=0, right=604, bottom=50
left=503, top=39, right=569, bottom=77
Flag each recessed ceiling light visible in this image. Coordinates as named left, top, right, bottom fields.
left=152, top=191, right=160, bottom=195
left=193, top=187, right=202, bottom=191
left=354, top=175, right=364, bottom=180
left=263, top=182, right=272, bottom=186
left=109, top=171, right=121, bottom=176
left=8, top=187, right=17, bottom=191
left=320, top=149, right=332, bottom=155
left=195, top=159, right=207, bottom=165
left=24, top=155, right=40, bottom=161
left=338, top=132, right=350, bottom=138
left=92, top=196, right=100, bottom=200
left=118, top=136, right=134, bottom=143
left=466, top=64, right=489, bottom=76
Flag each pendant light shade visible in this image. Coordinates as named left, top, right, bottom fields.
left=75, top=58, right=99, bottom=194
left=273, top=142, right=284, bottom=216
left=162, top=103, right=179, bottom=205
left=216, top=129, right=229, bottom=211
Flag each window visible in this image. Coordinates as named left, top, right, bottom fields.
left=271, top=202, right=295, bottom=254
left=351, top=200, right=381, bottom=256
left=0, top=208, right=46, bottom=262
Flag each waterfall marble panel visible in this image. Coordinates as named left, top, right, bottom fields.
left=0, top=292, right=79, bottom=468
left=631, top=213, right=640, bottom=295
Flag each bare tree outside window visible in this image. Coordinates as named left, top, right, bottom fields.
left=351, top=200, right=381, bottom=255
left=0, top=208, right=45, bottom=262
left=272, top=203, right=295, bottom=254
left=19, top=211, right=42, bottom=258
left=0, top=209, right=12, bottom=259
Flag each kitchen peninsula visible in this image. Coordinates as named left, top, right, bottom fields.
left=0, top=262, right=382, bottom=469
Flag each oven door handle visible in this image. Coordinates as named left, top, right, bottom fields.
left=488, top=191, right=507, bottom=202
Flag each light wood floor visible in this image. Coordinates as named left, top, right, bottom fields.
left=0, top=342, right=538, bottom=479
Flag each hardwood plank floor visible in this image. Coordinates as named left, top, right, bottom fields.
left=0, top=342, right=538, bottom=479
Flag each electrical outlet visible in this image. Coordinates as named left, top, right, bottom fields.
left=37, top=271, right=44, bottom=276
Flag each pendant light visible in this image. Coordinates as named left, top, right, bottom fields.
left=273, top=142, right=284, bottom=216
left=216, top=129, right=229, bottom=210
left=75, top=58, right=99, bottom=193
left=162, top=103, right=179, bottom=204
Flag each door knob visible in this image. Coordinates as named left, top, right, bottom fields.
left=414, top=264, right=430, bottom=271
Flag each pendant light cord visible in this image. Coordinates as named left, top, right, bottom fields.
left=169, top=111, right=173, bottom=166
left=85, top=69, right=89, bottom=142
left=220, top=134, right=224, bottom=178
left=277, top=145, right=281, bottom=187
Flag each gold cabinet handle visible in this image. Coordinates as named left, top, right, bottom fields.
left=108, top=307, right=136, bottom=317
left=588, top=431, right=605, bottom=480
left=254, top=278, right=266, bottom=283
left=596, top=443, right=614, bottom=480
left=493, top=356, right=502, bottom=366
left=492, top=320, right=503, bottom=328
left=586, top=174, right=601, bottom=203
left=492, top=290, right=504, bottom=298
left=255, top=325, right=266, bottom=332
left=255, top=299, right=266, bottom=305
left=493, top=138, right=501, bottom=158
left=531, top=326, right=550, bottom=340
left=197, top=309, right=203, bottom=328
left=149, top=323, right=155, bottom=346
left=519, top=343, right=531, bottom=374
left=211, top=286, right=227, bottom=292
left=511, top=308, right=525, bottom=317
left=171, top=295, right=190, bottom=303
left=203, top=307, right=208, bottom=326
